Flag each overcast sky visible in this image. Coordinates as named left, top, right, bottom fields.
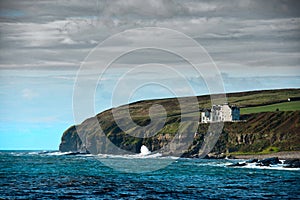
left=0, top=0, right=299, bottom=149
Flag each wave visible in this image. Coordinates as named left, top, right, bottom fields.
left=95, top=152, right=163, bottom=159
left=44, top=151, right=74, bottom=156
left=241, top=162, right=300, bottom=171
left=5, top=151, right=299, bottom=171
left=10, top=151, right=77, bottom=156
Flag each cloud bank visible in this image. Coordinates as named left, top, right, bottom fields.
left=0, top=0, right=299, bottom=77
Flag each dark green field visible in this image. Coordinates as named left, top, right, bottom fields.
left=241, top=101, right=300, bottom=114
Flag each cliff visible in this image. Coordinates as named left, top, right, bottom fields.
left=59, top=89, right=300, bottom=157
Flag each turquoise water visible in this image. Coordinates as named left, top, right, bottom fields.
left=0, top=151, right=299, bottom=199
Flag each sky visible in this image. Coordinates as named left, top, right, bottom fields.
left=0, top=0, right=299, bottom=150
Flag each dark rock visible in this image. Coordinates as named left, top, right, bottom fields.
left=191, top=154, right=199, bottom=158
left=64, top=151, right=90, bottom=156
left=226, top=155, right=236, bottom=159
left=284, top=159, right=299, bottom=164
left=217, top=154, right=226, bottom=159
left=284, top=159, right=300, bottom=168
left=38, top=150, right=57, bottom=155
left=227, top=162, right=247, bottom=167
left=205, top=153, right=226, bottom=159
left=258, top=157, right=281, bottom=166
left=246, top=158, right=259, bottom=163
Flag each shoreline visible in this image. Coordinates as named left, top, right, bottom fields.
left=231, top=151, right=300, bottom=160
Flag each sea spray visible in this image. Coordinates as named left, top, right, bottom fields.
left=140, top=145, right=151, bottom=156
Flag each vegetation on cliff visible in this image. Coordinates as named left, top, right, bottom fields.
left=59, top=89, right=300, bottom=157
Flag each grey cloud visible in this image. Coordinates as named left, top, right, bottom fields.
left=0, top=0, right=299, bottom=78
left=2, top=0, right=300, bottom=23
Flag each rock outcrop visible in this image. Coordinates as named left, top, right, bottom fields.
left=59, top=126, right=85, bottom=152
left=257, top=157, right=282, bottom=166
left=284, top=159, right=300, bottom=168
left=226, top=157, right=300, bottom=168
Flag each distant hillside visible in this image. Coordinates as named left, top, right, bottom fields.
left=59, top=89, right=300, bottom=157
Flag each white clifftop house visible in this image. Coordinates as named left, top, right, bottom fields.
left=200, top=104, right=240, bottom=123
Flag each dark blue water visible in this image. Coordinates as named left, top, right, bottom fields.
left=0, top=151, right=299, bottom=199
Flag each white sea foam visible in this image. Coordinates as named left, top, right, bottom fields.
left=28, top=152, right=39, bottom=155
left=96, top=152, right=163, bottom=159
left=10, top=152, right=25, bottom=156
left=95, top=145, right=164, bottom=159
left=22, top=149, right=299, bottom=171
left=45, top=151, right=73, bottom=156
left=242, top=162, right=300, bottom=171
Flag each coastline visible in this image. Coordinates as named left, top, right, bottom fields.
left=232, top=151, right=300, bottom=160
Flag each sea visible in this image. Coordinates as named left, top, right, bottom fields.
left=0, top=150, right=299, bottom=199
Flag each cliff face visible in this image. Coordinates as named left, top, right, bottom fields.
left=59, top=125, right=85, bottom=152
left=59, top=89, right=300, bottom=156
left=213, top=111, right=300, bottom=153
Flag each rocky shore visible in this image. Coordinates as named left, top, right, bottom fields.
left=227, top=157, right=300, bottom=168
left=232, top=151, right=300, bottom=160
left=202, top=151, right=300, bottom=168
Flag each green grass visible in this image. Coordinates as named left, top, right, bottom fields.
left=229, top=151, right=259, bottom=156
left=240, top=101, right=300, bottom=114
left=261, top=146, right=280, bottom=154
left=227, top=89, right=300, bottom=107
left=229, top=147, right=280, bottom=156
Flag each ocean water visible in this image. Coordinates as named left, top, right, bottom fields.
left=0, top=151, right=299, bottom=199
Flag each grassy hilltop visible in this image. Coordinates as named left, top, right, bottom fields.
left=59, top=88, right=300, bottom=157
left=240, top=101, right=300, bottom=115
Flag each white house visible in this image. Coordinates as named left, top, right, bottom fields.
left=200, top=104, right=240, bottom=123
left=201, top=109, right=211, bottom=123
